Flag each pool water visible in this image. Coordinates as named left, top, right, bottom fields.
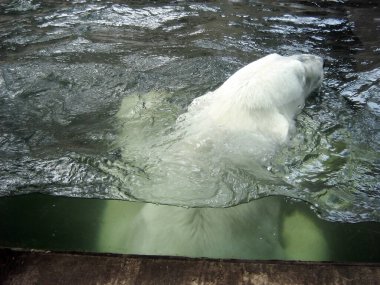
left=1, top=194, right=380, bottom=261
left=0, top=0, right=379, bottom=261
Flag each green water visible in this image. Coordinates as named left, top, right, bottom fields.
left=1, top=194, right=380, bottom=262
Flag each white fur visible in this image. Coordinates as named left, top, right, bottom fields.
left=182, top=53, right=323, bottom=143
left=101, top=54, right=326, bottom=260
left=128, top=198, right=285, bottom=259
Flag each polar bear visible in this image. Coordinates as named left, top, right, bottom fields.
left=98, top=53, right=327, bottom=260
left=181, top=53, right=323, bottom=143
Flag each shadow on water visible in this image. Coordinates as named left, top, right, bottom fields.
left=0, top=194, right=103, bottom=252
left=284, top=198, right=380, bottom=262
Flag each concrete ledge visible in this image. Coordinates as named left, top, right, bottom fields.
left=1, top=248, right=379, bottom=285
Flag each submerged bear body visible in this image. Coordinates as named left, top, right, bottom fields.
left=98, top=53, right=327, bottom=260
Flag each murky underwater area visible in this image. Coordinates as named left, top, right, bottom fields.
left=0, top=0, right=379, bottom=261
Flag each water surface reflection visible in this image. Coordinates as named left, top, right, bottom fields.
left=0, top=0, right=379, bottom=261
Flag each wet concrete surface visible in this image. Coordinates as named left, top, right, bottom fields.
left=0, top=248, right=379, bottom=285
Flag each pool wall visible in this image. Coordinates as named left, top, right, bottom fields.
left=1, top=248, right=379, bottom=285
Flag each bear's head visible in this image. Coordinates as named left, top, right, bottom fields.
left=289, top=54, right=324, bottom=97
left=216, top=53, right=323, bottom=112
left=206, top=53, right=324, bottom=142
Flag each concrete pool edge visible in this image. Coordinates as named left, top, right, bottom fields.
left=0, top=248, right=379, bottom=285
